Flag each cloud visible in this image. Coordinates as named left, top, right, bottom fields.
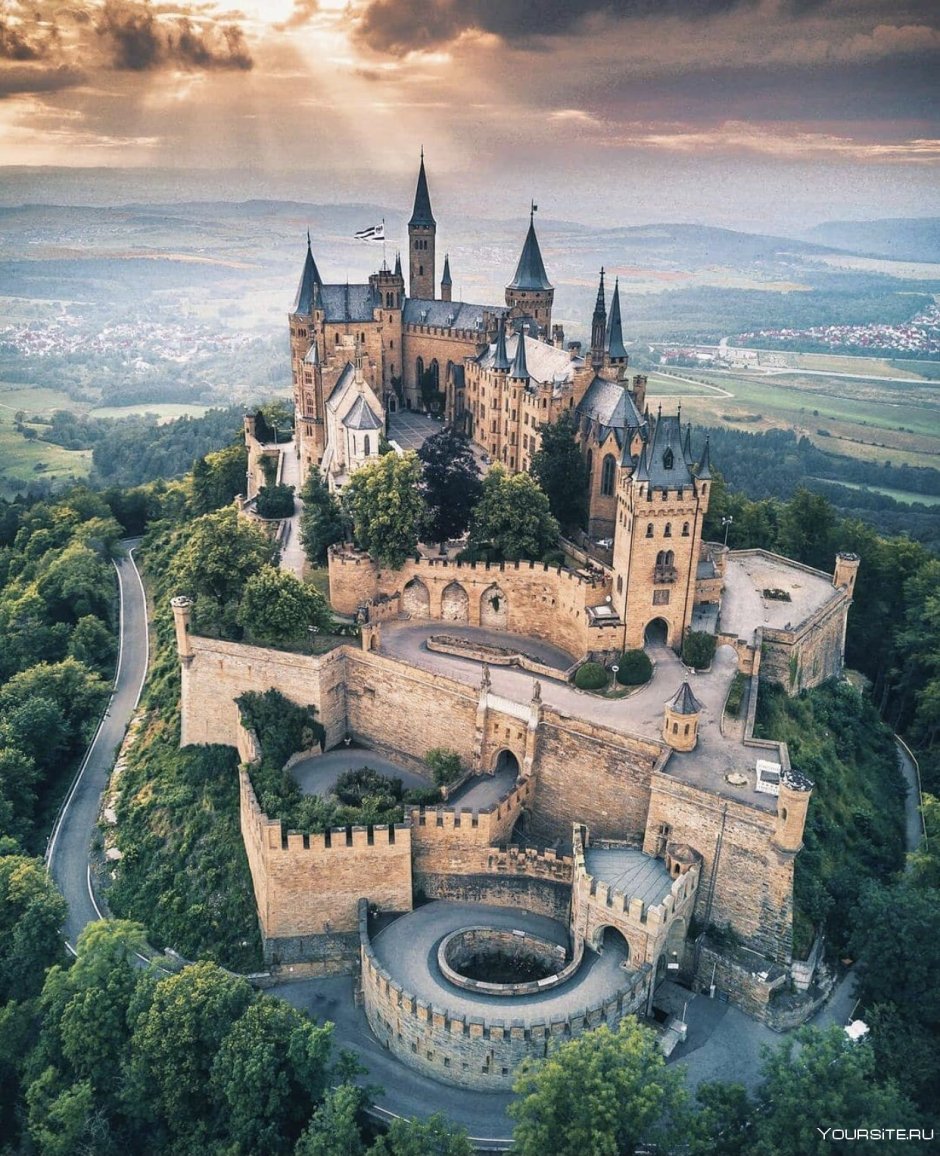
left=0, top=64, right=86, bottom=97
left=276, top=0, right=319, bottom=31
left=0, top=14, right=54, bottom=61
left=96, top=2, right=252, bottom=71
left=354, top=0, right=751, bottom=56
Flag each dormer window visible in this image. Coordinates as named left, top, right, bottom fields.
left=663, top=447, right=674, bottom=470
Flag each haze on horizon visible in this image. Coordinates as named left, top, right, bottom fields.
left=1, top=0, right=938, bottom=234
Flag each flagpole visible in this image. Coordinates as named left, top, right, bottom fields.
left=382, top=218, right=387, bottom=269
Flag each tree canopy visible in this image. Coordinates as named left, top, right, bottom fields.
left=300, top=473, right=347, bottom=565
left=467, top=465, right=560, bottom=562
left=417, top=428, right=482, bottom=547
left=343, top=451, right=426, bottom=568
left=530, top=410, right=589, bottom=532
left=236, top=566, right=331, bottom=648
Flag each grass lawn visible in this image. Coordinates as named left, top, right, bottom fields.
left=0, top=408, right=91, bottom=492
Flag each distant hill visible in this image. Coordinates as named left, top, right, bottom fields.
left=804, top=218, right=940, bottom=263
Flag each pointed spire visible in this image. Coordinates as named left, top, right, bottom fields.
left=594, top=267, right=607, bottom=316
left=441, top=253, right=452, bottom=285
left=635, top=440, right=650, bottom=483
left=409, top=150, right=436, bottom=227
left=697, top=436, right=713, bottom=480
left=508, top=211, right=552, bottom=291
left=291, top=232, right=322, bottom=314
left=670, top=681, right=703, bottom=715
left=605, top=278, right=628, bottom=361
left=682, top=423, right=693, bottom=465
left=394, top=250, right=402, bottom=277
left=509, top=329, right=529, bottom=381
left=493, top=316, right=511, bottom=371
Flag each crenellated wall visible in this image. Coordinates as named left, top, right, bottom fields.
left=358, top=900, right=651, bottom=1091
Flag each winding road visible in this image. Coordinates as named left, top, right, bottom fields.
left=45, top=542, right=149, bottom=951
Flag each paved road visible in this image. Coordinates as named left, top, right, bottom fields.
left=46, top=542, right=149, bottom=950
left=278, top=441, right=307, bottom=579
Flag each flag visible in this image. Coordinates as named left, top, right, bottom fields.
left=355, top=223, right=385, bottom=243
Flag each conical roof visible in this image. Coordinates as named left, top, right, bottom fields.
left=697, top=436, right=713, bottom=480
left=492, top=317, right=511, bottom=371
left=605, top=278, right=628, bottom=360
left=508, top=211, right=552, bottom=291
left=593, top=267, right=607, bottom=320
left=408, top=150, right=436, bottom=228
left=291, top=233, right=322, bottom=314
left=509, top=332, right=530, bottom=381
left=441, top=253, right=452, bottom=284
left=669, top=682, right=703, bottom=715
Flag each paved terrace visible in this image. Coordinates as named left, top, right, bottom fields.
left=721, top=551, right=839, bottom=638
left=291, top=749, right=433, bottom=797
left=378, top=622, right=779, bottom=812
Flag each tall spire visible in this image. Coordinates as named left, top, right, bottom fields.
left=508, top=211, right=552, bottom=291
left=509, top=329, right=530, bottom=381
left=291, top=232, right=322, bottom=314
left=493, top=316, right=511, bottom=371
left=441, top=253, right=451, bottom=285
left=409, top=149, right=436, bottom=228
left=394, top=250, right=402, bottom=277
left=605, top=277, right=628, bottom=362
left=591, top=266, right=607, bottom=364
left=697, top=436, right=713, bottom=480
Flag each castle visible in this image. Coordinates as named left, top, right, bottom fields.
left=178, top=165, right=863, bottom=1090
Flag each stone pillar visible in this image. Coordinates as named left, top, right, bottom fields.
left=171, top=596, right=194, bottom=666
left=523, top=681, right=542, bottom=777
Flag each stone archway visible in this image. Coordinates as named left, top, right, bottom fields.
left=441, top=580, right=469, bottom=622
left=494, top=748, right=520, bottom=776
left=656, top=917, right=688, bottom=985
left=480, top=584, right=508, bottom=630
left=644, top=617, right=669, bottom=646
left=591, top=925, right=631, bottom=961
left=402, top=577, right=430, bottom=618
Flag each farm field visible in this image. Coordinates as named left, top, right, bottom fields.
left=0, top=406, right=91, bottom=494
left=89, top=403, right=212, bottom=421
left=645, top=367, right=940, bottom=470
left=807, top=477, right=940, bottom=508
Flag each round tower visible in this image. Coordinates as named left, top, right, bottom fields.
left=773, top=766, right=814, bottom=853
left=833, top=551, right=860, bottom=597
left=662, top=681, right=702, bottom=752
left=505, top=204, right=554, bottom=338
left=171, top=596, right=194, bottom=666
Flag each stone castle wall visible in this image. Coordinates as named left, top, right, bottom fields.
left=358, top=900, right=651, bottom=1091
left=643, top=773, right=793, bottom=963
left=328, top=549, right=617, bottom=659
left=239, top=767, right=413, bottom=970
left=761, top=594, right=849, bottom=693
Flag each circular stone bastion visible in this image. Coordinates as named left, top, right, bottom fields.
left=360, top=900, right=652, bottom=1091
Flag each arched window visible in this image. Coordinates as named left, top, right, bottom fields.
left=416, top=356, right=424, bottom=382
left=682, top=522, right=690, bottom=536
left=601, top=454, right=616, bottom=496
left=656, top=550, right=666, bottom=566
left=430, top=359, right=440, bottom=390
left=390, top=339, right=394, bottom=350
left=646, top=523, right=654, bottom=538
left=665, top=550, right=674, bottom=566
left=334, top=333, right=339, bottom=344
left=363, top=435, right=371, bottom=456
left=664, top=523, right=672, bottom=537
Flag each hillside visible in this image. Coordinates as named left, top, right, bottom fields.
left=805, top=217, right=940, bottom=263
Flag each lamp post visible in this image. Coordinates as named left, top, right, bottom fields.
left=722, top=515, right=733, bottom=547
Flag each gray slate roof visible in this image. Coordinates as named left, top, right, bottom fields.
left=508, top=217, right=552, bottom=291
left=409, top=154, right=436, bottom=227
left=478, top=333, right=580, bottom=387
left=576, top=376, right=644, bottom=449
left=669, top=682, right=703, bottom=715
left=318, top=284, right=378, bottom=324
left=291, top=240, right=322, bottom=314
left=639, top=413, right=696, bottom=489
left=583, top=846, right=674, bottom=907
left=403, top=298, right=504, bottom=332
left=605, top=280, right=628, bottom=360
left=343, top=394, right=383, bottom=431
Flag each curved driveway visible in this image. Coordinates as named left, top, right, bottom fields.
left=371, top=901, right=629, bottom=1022
left=46, top=542, right=149, bottom=951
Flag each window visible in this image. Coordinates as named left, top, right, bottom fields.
left=419, top=264, right=424, bottom=275
left=617, top=575, right=623, bottom=593
left=664, top=523, right=672, bottom=537
left=673, top=722, right=678, bottom=734
left=653, top=589, right=670, bottom=605
left=601, top=454, right=616, bottom=496
left=363, top=435, right=371, bottom=456
left=390, top=339, right=394, bottom=350
left=334, top=333, right=339, bottom=344
left=646, top=523, right=654, bottom=538
left=663, top=447, right=674, bottom=470
left=682, top=522, right=690, bottom=536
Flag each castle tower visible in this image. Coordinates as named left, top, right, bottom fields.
left=590, top=268, right=607, bottom=368
left=369, top=258, right=405, bottom=398
left=611, top=413, right=712, bottom=651
left=171, top=596, right=194, bottom=666
left=441, top=253, right=452, bottom=303
left=773, top=766, right=814, bottom=853
left=605, top=278, right=629, bottom=370
left=662, top=682, right=702, bottom=752
left=408, top=149, right=436, bottom=300
left=833, top=551, right=860, bottom=597
left=506, top=204, right=553, bottom=338
left=492, top=316, right=511, bottom=373
left=289, top=233, right=327, bottom=469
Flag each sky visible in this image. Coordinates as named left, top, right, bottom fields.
left=0, top=0, right=938, bottom=231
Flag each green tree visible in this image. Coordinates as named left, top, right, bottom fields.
left=530, top=410, right=589, bottom=532
left=125, top=961, right=254, bottom=1135
left=371, top=1112, right=474, bottom=1156
left=256, top=483, right=296, bottom=519
left=690, top=1081, right=753, bottom=1156
left=25, top=1067, right=97, bottom=1156
left=417, top=428, right=482, bottom=548
left=210, top=999, right=334, bottom=1154
left=776, top=488, right=836, bottom=571
left=173, top=506, right=278, bottom=633
left=294, top=1083, right=368, bottom=1156
left=468, top=466, right=559, bottom=562
left=343, top=451, right=426, bottom=568
left=36, top=542, right=113, bottom=624
left=751, top=1026, right=917, bottom=1155
left=68, top=614, right=117, bottom=674
left=299, top=473, right=347, bottom=565
left=237, top=566, right=331, bottom=647
left=0, top=855, right=67, bottom=1001
left=509, top=1018, right=689, bottom=1156
left=190, top=442, right=250, bottom=516
left=682, top=631, right=716, bottom=669
left=425, top=747, right=461, bottom=786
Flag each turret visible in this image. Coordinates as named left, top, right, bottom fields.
left=605, top=277, right=628, bottom=367
left=509, top=330, right=530, bottom=384
left=171, top=596, right=194, bottom=666
left=441, top=253, right=452, bottom=303
left=833, top=551, right=860, bottom=597
left=662, top=682, right=702, bottom=752
left=492, top=317, right=511, bottom=372
left=774, top=766, right=814, bottom=853
left=505, top=204, right=553, bottom=338
left=590, top=267, right=607, bottom=368
left=408, top=149, right=436, bottom=300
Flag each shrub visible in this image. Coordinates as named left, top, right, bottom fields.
left=542, top=549, right=566, bottom=568
left=682, top=631, right=716, bottom=670
left=614, top=650, right=653, bottom=686
left=425, top=747, right=462, bottom=786
left=255, top=483, right=295, bottom=519
left=333, top=767, right=403, bottom=809
left=574, top=662, right=608, bottom=690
